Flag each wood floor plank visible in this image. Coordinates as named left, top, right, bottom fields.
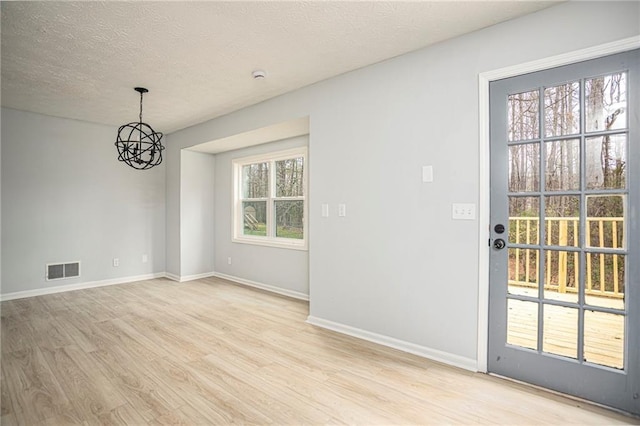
left=106, top=318, right=173, bottom=360
left=29, top=315, right=75, bottom=351
left=255, top=360, right=400, bottom=423
left=88, top=345, right=185, bottom=422
left=1, top=313, right=37, bottom=355
left=92, top=319, right=165, bottom=363
left=40, top=345, right=127, bottom=423
left=34, top=409, right=86, bottom=426
left=95, top=402, right=150, bottom=426
left=191, top=353, right=335, bottom=424
left=1, top=347, right=72, bottom=424
left=0, top=413, right=17, bottom=426
left=52, top=314, right=98, bottom=354
left=1, top=277, right=637, bottom=425
left=120, top=312, right=210, bottom=362
left=1, top=357, right=16, bottom=417
left=148, top=355, right=272, bottom=424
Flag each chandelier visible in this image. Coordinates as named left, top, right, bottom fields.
left=115, top=87, right=164, bottom=170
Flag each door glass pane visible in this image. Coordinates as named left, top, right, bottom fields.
left=586, top=253, right=625, bottom=309
left=509, top=197, right=539, bottom=244
left=242, top=163, right=269, bottom=198
left=545, top=139, right=580, bottom=191
left=508, top=248, right=539, bottom=297
left=545, top=195, right=579, bottom=247
left=543, top=304, right=578, bottom=359
left=276, top=157, right=304, bottom=197
left=585, top=72, right=627, bottom=133
left=584, top=310, right=624, bottom=369
left=585, top=134, right=627, bottom=190
left=275, top=200, right=303, bottom=239
left=544, top=82, right=580, bottom=137
left=586, top=195, right=625, bottom=248
left=509, top=143, right=540, bottom=192
left=508, top=90, right=540, bottom=141
left=543, top=250, right=579, bottom=303
left=242, top=201, right=266, bottom=236
left=507, top=299, right=538, bottom=350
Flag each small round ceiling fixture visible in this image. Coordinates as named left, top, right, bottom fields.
left=252, top=70, right=266, bottom=80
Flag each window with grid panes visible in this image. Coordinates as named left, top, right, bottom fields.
left=233, top=148, right=307, bottom=249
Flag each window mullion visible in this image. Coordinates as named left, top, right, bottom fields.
left=269, top=159, right=276, bottom=238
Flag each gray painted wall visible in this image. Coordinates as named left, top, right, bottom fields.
left=165, top=137, right=181, bottom=278
left=1, top=108, right=166, bottom=295
left=166, top=2, right=640, bottom=362
left=1, top=112, right=2, bottom=293
left=0, top=1, right=636, bottom=365
left=213, top=136, right=309, bottom=295
left=180, top=150, right=216, bottom=278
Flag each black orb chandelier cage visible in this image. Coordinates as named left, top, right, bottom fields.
left=115, top=87, right=165, bottom=170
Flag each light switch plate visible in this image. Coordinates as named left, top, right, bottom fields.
left=422, top=165, right=433, bottom=182
left=321, top=203, right=329, bottom=217
left=338, top=204, right=346, bottom=217
left=452, top=203, right=476, bottom=220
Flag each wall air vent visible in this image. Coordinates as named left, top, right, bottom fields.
left=46, top=262, right=81, bottom=281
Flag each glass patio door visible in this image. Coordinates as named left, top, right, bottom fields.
left=488, top=49, right=639, bottom=415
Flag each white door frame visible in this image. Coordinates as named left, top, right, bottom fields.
left=476, top=35, right=640, bottom=373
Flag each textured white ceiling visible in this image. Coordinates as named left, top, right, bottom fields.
left=1, top=1, right=559, bottom=134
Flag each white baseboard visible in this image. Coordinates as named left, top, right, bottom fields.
left=164, top=271, right=216, bottom=283
left=181, top=271, right=216, bottom=282
left=212, top=272, right=309, bottom=301
left=306, top=315, right=478, bottom=372
left=0, top=272, right=166, bottom=302
left=1, top=270, right=307, bottom=302
left=165, top=272, right=181, bottom=282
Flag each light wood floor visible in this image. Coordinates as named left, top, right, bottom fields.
left=1, top=278, right=637, bottom=425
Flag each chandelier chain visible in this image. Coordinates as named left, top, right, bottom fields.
left=139, top=91, right=144, bottom=123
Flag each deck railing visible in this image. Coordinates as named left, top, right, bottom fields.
left=508, top=216, right=624, bottom=299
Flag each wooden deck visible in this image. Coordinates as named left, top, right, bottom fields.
left=507, top=285, right=624, bottom=369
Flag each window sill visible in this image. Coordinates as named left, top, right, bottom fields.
left=232, top=236, right=308, bottom=251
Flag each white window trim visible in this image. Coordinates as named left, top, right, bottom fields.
left=232, top=147, right=308, bottom=250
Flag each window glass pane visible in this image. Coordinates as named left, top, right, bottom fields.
left=545, top=139, right=580, bottom=191
left=508, top=143, right=540, bottom=192
left=586, top=253, right=625, bottom=309
left=242, top=201, right=266, bottom=236
left=508, top=248, right=539, bottom=297
left=509, top=196, right=539, bottom=245
left=543, top=249, right=579, bottom=304
left=242, top=163, right=269, bottom=198
left=543, top=304, right=577, bottom=359
left=585, top=134, right=627, bottom=190
left=545, top=195, right=579, bottom=247
left=586, top=195, right=624, bottom=249
left=584, top=310, right=624, bottom=369
left=275, top=200, right=303, bottom=239
left=585, top=72, right=627, bottom=133
left=276, top=157, right=304, bottom=197
left=544, top=82, right=580, bottom=137
left=507, top=299, right=538, bottom=350
left=508, top=90, right=539, bottom=141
